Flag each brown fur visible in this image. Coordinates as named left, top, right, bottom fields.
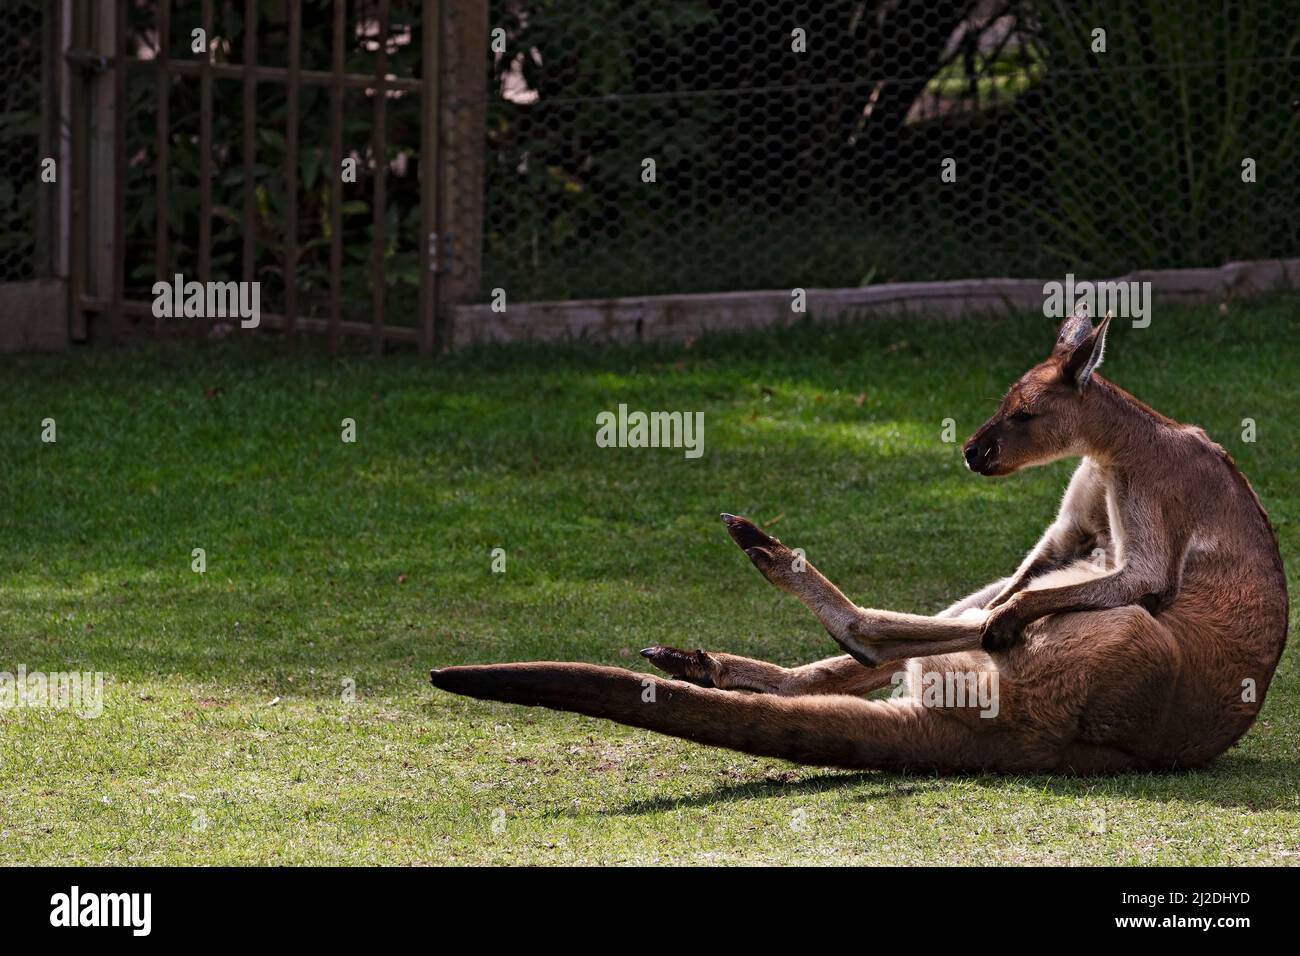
left=431, top=308, right=1288, bottom=774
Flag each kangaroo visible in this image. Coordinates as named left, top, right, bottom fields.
left=430, top=307, right=1288, bottom=773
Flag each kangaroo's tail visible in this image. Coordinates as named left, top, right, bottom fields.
left=431, top=661, right=1006, bottom=772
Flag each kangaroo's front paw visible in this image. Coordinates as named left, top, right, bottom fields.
left=640, top=646, right=718, bottom=687
left=980, top=602, right=1025, bottom=652
left=720, top=514, right=800, bottom=589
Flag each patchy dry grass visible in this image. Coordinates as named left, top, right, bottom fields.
left=1, top=300, right=1297, bottom=864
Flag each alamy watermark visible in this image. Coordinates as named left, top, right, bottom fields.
left=0, top=665, right=104, bottom=718
left=151, top=274, right=261, bottom=328
left=1043, top=273, right=1150, bottom=328
left=50, top=886, right=150, bottom=936
left=892, top=668, right=999, bottom=718
left=595, top=404, right=704, bottom=459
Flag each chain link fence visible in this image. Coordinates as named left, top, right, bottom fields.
left=478, top=0, right=1300, bottom=304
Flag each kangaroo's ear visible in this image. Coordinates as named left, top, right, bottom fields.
left=1054, top=302, right=1092, bottom=355
left=1061, top=310, right=1113, bottom=391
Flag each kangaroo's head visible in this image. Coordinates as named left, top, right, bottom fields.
left=963, top=306, right=1114, bottom=477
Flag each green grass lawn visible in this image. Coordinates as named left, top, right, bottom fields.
left=1, top=299, right=1297, bottom=865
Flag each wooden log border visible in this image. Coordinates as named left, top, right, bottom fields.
left=449, top=258, right=1300, bottom=350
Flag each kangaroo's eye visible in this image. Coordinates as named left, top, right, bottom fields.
left=1010, top=409, right=1035, bottom=423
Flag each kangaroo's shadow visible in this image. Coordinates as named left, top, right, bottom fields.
left=555, top=751, right=1300, bottom=819
left=596, top=771, right=885, bottom=818
left=1015, top=753, right=1300, bottom=812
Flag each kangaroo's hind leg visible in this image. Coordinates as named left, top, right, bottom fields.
left=721, top=514, right=989, bottom=666
left=641, top=647, right=897, bottom=696
left=641, top=570, right=1009, bottom=694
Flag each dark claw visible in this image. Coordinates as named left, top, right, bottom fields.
left=640, top=645, right=716, bottom=687
left=722, top=514, right=777, bottom=551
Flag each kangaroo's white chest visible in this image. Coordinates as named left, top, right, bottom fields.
left=1104, top=485, right=1127, bottom=567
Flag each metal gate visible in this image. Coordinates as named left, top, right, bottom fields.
left=64, top=0, right=487, bottom=354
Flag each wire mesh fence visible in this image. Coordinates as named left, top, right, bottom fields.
left=477, top=0, right=1300, bottom=304
left=0, top=0, right=46, bottom=282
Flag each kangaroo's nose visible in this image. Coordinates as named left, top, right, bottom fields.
left=964, top=444, right=983, bottom=468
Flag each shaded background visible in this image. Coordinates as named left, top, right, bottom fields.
left=1, top=0, right=1298, bottom=338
